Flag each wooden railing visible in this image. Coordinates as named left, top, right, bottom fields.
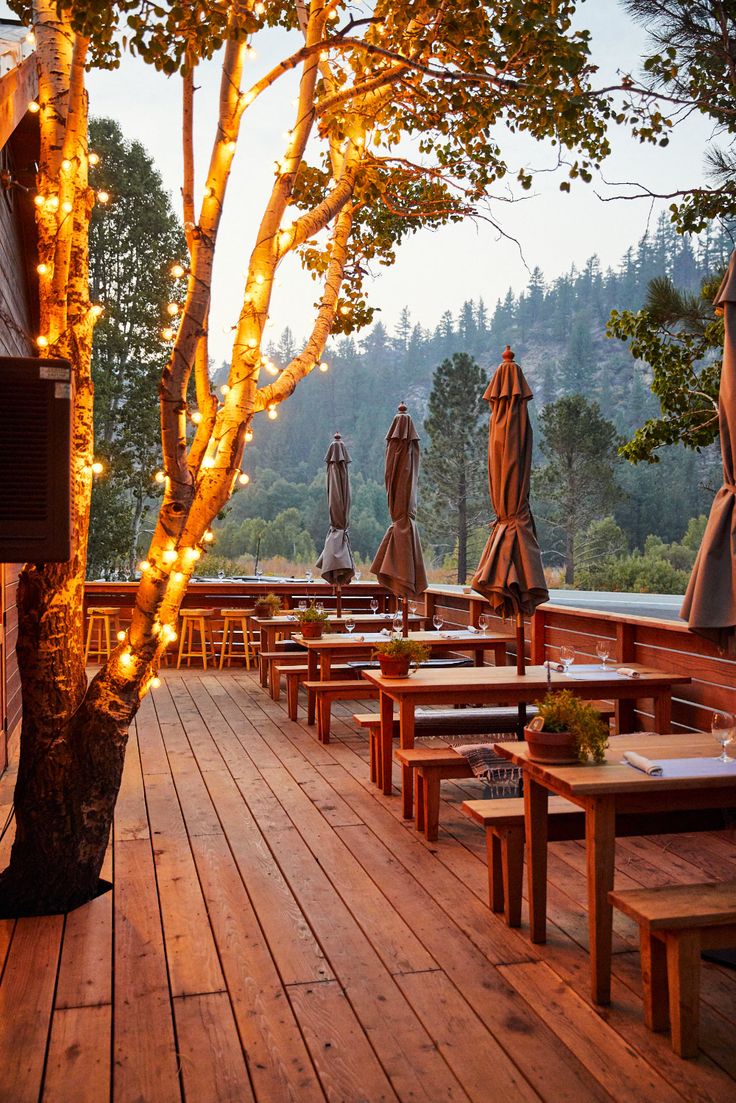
left=424, top=585, right=736, bottom=736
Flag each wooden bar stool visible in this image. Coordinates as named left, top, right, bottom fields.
left=177, top=609, right=216, bottom=669
left=219, top=608, right=255, bottom=670
left=84, top=607, right=121, bottom=664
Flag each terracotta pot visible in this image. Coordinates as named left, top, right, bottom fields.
left=525, top=726, right=579, bottom=765
left=254, top=600, right=278, bottom=618
left=378, top=654, right=411, bottom=678
left=299, top=621, right=324, bottom=639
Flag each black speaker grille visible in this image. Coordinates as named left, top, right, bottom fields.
left=0, top=380, right=49, bottom=521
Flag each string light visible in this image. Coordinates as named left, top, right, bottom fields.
left=36, top=263, right=48, bottom=275
left=151, top=676, right=161, bottom=689
left=61, top=200, right=73, bottom=213
left=245, top=428, right=254, bottom=442
left=184, top=547, right=201, bottom=563
left=242, top=91, right=255, bottom=106
left=61, top=158, right=71, bottom=172
left=28, top=100, right=39, bottom=113
left=170, top=263, right=186, bottom=278
left=120, top=651, right=132, bottom=667
left=220, top=384, right=230, bottom=396
left=162, top=548, right=178, bottom=564
left=202, top=456, right=216, bottom=468
left=191, top=410, right=202, bottom=424
left=238, top=472, right=250, bottom=485
left=278, top=230, right=291, bottom=249
left=166, top=302, right=180, bottom=316
left=246, top=44, right=256, bottom=59
left=25, top=31, right=34, bottom=44
left=226, top=140, right=236, bottom=153
left=173, top=571, right=185, bottom=583
left=91, top=460, right=104, bottom=475
left=90, top=303, right=104, bottom=318
left=203, top=530, right=214, bottom=543
left=267, top=405, right=278, bottom=420
left=265, top=361, right=278, bottom=376
left=339, top=305, right=351, bottom=315
left=319, top=361, right=329, bottom=373
left=154, top=470, right=166, bottom=483
left=254, top=0, right=265, bottom=12
left=96, top=190, right=110, bottom=204
left=45, top=195, right=59, bottom=211
left=36, top=335, right=48, bottom=348
left=247, top=337, right=257, bottom=348
left=33, top=194, right=44, bottom=207
left=138, top=559, right=151, bottom=572
left=116, top=629, right=126, bottom=642
left=88, top=151, right=100, bottom=166
left=255, top=273, right=265, bottom=285
left=161, top=327, right=175, bottom=341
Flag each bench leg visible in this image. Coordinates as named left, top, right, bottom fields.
left=259, top=652, right=269, bottom=687
left=287, top=677, right=299, bottom=721
left=640, top=930, right=669, bottom=1033
left=401, top=760, right=415, bottom=821
left=502, top=825, right=524, bottom=928
left=271, top=664, right=281, bottom=701
left=369, top=729, right=378, bottom=785
left=317, top=698, right=331, bottom=743
left=422, top=771, right=441, bottom=841
left=487, top=832, right=505, bottom=915
left=307, top=686, right=316, bottom=726
left=666, top=931, right=701, bottom=1059
left=415, top=771, right=425, bottom=835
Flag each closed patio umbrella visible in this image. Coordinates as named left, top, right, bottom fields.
left=316, top=432, right=355, bottom=616
left=680, top=252, right=736, bottom=654
left=472, top=346, right=549, bottom=676
left=371, top=402, right=428, bottom=634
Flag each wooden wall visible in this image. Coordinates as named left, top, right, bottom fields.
left=424, top=586, right=736, bottom=737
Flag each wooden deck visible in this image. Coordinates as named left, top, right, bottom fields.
left=0, top=668, right=735, bottom=1103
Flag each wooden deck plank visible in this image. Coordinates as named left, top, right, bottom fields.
left=43, top=1004, right=111, bottom=1103
left=0, top=917, right=63, bottom=1103
left=287, top=980, right=399, bottom=1103
left=54, top=887, right=112, bottom=1009
left=173, top=992, right=255, bottom=1103
left=115, top=727, right=150, bottom=842
left=113, top=837, right=181, bottom=1103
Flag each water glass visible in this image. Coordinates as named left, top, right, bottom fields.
left=596, top=639, right=611, bottom=667
left=298, top=600, right=307, bottom=612
left=370, top=598, right=379, bottom=615
left=305, top=569, right=313, bottom=583
left=479, top=613, right=490, bottom=635
left=433, top=613, right=444, bottom=632
left=393, top=612, right=403, bottom=635
left=345, top=616, right=355, bottom=634
left=354, top=570, right=362, bottom=582
left=560, top=644, right=575, bottom=673
left=712, top=711, right=735, bottom=763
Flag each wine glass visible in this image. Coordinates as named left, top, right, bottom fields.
left=305, top=568, right=313, bottom=584
left=354, top=570, right=362, bottom=582
left=409, top=600, right=418, bottom=616
left=218, top=569, right=225, bottom=581
left=315, top=602, right=325, bottom=615
left=712, top=711, right=735, bottom=763
left=479, top=613, right=490, bottom=635
left=596, top=639, right=611, bottom=668
left=345, top=616, right=355, bottom=634
left=370, top=597, right=379, bottom=615
left=298, top=600, right=307, bottom=612
left=560, top=645, right=575, bottom=674
left=433, top=612, right=444, bottom=632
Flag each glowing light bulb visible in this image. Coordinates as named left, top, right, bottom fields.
left=139, top=559, right=151, bottom=572
left=328, top=8, right=339, bottom=19
left=28, top=100, right=40, bottom=113
left=90, top=303, right=104, bottom=318
left=33, top=194, right=44, bottom=207
left=151, top=676, right=161, bottom=689
left=91, top=460, right=104, bottom=475
left=319, top=361, right=329, bottom=373
left=278, top=230, right=291, bottom=249
left=36, top=263, right=48, bottom=275
left=226, top=140, right=236, bottom=153
left=254, top=0, right=265, bottom=12
left=161, top=327, right=175, bottom=341
left=191, top=410, right=202, bottom=424
left=154, top=470, right=166, bottom=483
left=184, top=547, right=201, bottom=563
left=88, top=151, right=100, bottom=166
left=61, top=158, right=71, bottom=172
left=202, top=185, right=213, bottom=199
left=242, top=91, right=255, bottom=106
left=268, top=405, right=278, bottom=420
left=116, top=630, right=126, bottom=642
left=265, top=362, right=278, bottom=376
left=220, top=384, right=230, bottom=396
left=120, top=651, right=132, bottom=667
left=245, top=428, right=253, bottom=442
left=45, top=195, right=59, bottom=211
left=203, top=530, right=214, bottom=543
left=170, top=263, right=186, bottom=278
left=255, top=273, right=265, bottom=285
left=37, top=335, right=49, bottom=348
left=173, top=571, right=185, bottom=583
left=202, top=456, right=215, bottom=468
left=162, top=548, right=178, bottom=564
left=25, top=31, right=34, bottom=44
left=166, top=302, right=180, bottom=316
left=238, top=472, right=250, bottom=485
left=247, top=338, right=257, bottom=348
left=96, top=190, right=110, bottom=204
left=61, top=200, right=73, bottom=213
left=339, top=305, right=351, bottom=315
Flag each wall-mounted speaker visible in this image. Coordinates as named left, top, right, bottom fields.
left=0, top=356, right=73, bottom=562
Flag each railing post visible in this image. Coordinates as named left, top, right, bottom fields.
left=616, top=622, right=636, bottom=733
left=530, top=608, right=546, bottom=665
left=424, top=589, right=436, bottom=626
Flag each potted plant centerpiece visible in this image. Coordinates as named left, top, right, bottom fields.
left=254, top=592, right=282, bottom=618
left=526, top=690, right=609, bottom=765
left=372, top=637, right=430, bottom=678
left=295, top=603, right=330, bottom=639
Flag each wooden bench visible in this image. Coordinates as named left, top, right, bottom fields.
left=304, top=680, right=380, bottom=742
left=609, top=881, right=736, bottom=1058
left=259, top=640, right=305, bottom=687
left=277, top=663, right=355, bottom=721
left=261, top=651, right=306, bottom=699
left=465, top=800, right=729, bottom=931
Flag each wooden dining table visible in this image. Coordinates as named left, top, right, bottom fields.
left=296, top=628, right=512, bottom=682
left=360, top=664, right=691, bottom=818
left=494, top=732, right=735, bottom=1006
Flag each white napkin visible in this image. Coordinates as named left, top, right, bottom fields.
left=617, top=667, right=640, bottom=678
left=350, top=634, right=364, bottom=642
left=380, top=628, right=391, bottom=636
left=622, top=751, right=663, bottom=776
left=543, top=660, right=564, bottom=672
left=466, top=624, right=479, bottom=633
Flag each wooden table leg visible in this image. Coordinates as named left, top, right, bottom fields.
left=380, top=692, right=394, bottom=796
left=586, top=795, right=616, bottom=1005
left=493, top=643, right=506, bottom=666
left=308, top=649, right=318, bottom=682
left=400, top=699, right=416, bottom=819
left=654, top=691, right=671, bottom=733
left=525, top=778, right=549, bottom=944
left=319, top=654, right=331, bottom=680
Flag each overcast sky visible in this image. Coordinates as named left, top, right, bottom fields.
left=3, top=1, right=715, bottom=364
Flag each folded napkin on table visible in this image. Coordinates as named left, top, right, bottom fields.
left=543, top=660, right=564, bottom=672
left=380, top=628, right=391, bottom=636
left=622, top=751, right=663, bottom=776
left=617, top=667, right=640, bottom=678
left=466, top=625, right=479, bottom=633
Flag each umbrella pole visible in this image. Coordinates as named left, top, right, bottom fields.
left=403, top=597, right=409, bottom=637
left=335, top=584, right=342, bottom=617
left=516, top=613, right=527, bottom=739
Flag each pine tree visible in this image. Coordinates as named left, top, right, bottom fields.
left=419, top=353, right=488, bottom=583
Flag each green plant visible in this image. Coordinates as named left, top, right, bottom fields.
left=295, top=603, right=329, bottom=624
left=372, top=638, right=431, bottom=663
left=534, top=690, right=609, bottom=764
